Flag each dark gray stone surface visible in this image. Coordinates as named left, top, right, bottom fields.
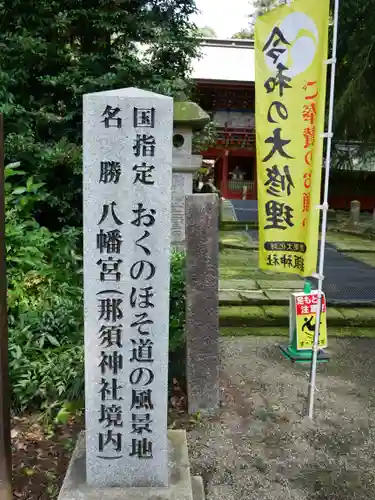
left=230, top=199, right=258, bottom=222
left=185, top=194, right=219, bottom=415
left=309, top=243, right=375, bottom=303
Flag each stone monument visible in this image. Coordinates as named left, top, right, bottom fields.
left=58, top=87, right=205, bottom=500
left=348, top=199, right=361, bottom=228
left=185, top=194, right=220, bottom=415
left=171, top=99, right=209, bottom=250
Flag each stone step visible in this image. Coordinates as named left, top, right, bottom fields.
left=220, top=325, right=375, bottom=340
left=219, top=305, right=375, bottom=328
left=219, top=290, right=375, bottom=308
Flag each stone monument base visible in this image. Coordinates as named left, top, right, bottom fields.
left=58, top=430, right=204, bottom=500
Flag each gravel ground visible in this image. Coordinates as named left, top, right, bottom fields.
left=187, top=337, right=375, bottom=500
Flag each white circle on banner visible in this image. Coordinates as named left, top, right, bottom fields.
left=265, top=12, right=318, bottom=77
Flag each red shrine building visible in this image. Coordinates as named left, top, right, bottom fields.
left=191, top=38, right=256, bottom=199
left=191, top=39, right=375, bottom=211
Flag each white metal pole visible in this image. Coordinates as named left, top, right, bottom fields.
left=307, top=0, right=340, bottom=420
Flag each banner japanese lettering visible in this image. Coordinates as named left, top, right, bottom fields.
left=255, top=0, right=330, bottom=277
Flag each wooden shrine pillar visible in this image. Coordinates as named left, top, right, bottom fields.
left=221, top=150, right=229, bottom=198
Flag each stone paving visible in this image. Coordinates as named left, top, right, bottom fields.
left=219, top=278, right=303, bottom=305
left=310, top=242, right=375, bottom=303
left=229, top=200, right=375, bottom=304
left=230, top=199, right=258, bottom=222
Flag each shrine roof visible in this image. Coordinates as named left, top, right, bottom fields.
left=190, top=38, right=255, bottom=84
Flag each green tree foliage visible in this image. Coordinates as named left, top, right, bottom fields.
left=192, top=120, right=218, bottom=153
left=197, top=25, right=218, bottom=38
left=248, top=0, right=287, bottom=35
left=232, top=28, right=253, bottom=40
left=334, top=0, right=375, bottom=146
left=0, top=0, right=199, bottom=227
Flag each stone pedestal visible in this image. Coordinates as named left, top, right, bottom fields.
left=58, top=431, right=205, bottom=500
left=185, top=194, right=219, bottom=415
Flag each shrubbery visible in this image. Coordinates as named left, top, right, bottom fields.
left=169, top=251, right=186, bottom=385
left=6, top=162, right=83, bottom=415
left=6, top=162, right=187, bottom=417
left=169, top=251, right=186, bottom=354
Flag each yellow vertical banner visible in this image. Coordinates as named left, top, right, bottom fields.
left=255, top=0, right=330, bottom=277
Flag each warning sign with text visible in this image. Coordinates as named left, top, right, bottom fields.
left=293, top=292, right=327, bottom=350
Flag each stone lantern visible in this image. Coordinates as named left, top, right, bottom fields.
left=172, top=99, right=210, bottom=249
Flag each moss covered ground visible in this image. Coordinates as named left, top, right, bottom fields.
left=219, top=226, right=375, bottom=335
